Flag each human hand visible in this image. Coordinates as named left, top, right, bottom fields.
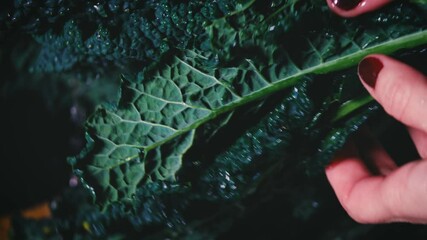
left=325, top=53, right=427, bottom=224
left=326, top=0, right=392, bottom=17
left=324, top=0, right=427, bottom=224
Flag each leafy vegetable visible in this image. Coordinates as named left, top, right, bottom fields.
left=2, top=0, right=427, bottom=239
left=1, top=0, right=255, bottom=72
left=70, top=0, right=427, bottom=206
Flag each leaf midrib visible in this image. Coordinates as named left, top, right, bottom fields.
left=102, top=30, right=427, bottom=162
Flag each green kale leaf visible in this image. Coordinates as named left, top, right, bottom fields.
left=4, top=0, right=427, bottom=239
left=71, top=0, right=427, bottom=206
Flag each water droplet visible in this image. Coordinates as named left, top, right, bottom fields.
left=50, top=200, right=58, bottom=210
left=312, top=201, right=319, bottom=208
left=225, top=174, right=230, bottom=181
left=69, top=175, right=79, bottom=187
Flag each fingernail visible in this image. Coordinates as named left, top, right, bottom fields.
left=326, top=141, right=357, bottom=170
left=325, top=157, right=345, bottom=170
left=330, top=0, right=363, bottom=11
left=326, top=147, right=350, bottom=170
left=358, top=56, right=383, bottom=89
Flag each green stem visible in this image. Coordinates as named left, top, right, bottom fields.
left=146, top=30, right=427, bottom=152
left=332, top=95, right=374, bottom=122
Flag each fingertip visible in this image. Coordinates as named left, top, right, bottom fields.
left=326, top=0, right=392, bottom=18
left=326, top=154, right=394, bottom=223
left=325, top=156, right=371, bottom=186
left=357, top=54, right=395, bottom=93
left=325, top=141, right=371, bottom=191
left=325, top=140, right=357, bottom=171
left=358, top=54, right=427, bottom=132
left=358, top=55, right=384, bottom=90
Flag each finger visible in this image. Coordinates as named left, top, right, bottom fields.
left=358, top=54, right=427, bottom=133
left=325, top=142, right=395, bottom=223
left=327, top=147, right=427, bottom=223
left=408, top=127, right=427, bottom=158
left=375, top=160, right=427, bottom=223
left=326, top=0, right=392, bottom=18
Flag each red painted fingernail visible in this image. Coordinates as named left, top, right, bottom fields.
left=330, top=0, right=363, bottom=11
left=358, top=56, right=383, bottom=89
left=326, top=157, right=345, bottom=170
left=326, top=141, right=357, bottom=170
left=326, top=146, right=349, bottom=170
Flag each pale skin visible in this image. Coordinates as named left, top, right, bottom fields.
left=325, top=0, right=427, bottom=223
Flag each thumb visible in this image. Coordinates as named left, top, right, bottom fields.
left=358, top=54, right=427, bottom=133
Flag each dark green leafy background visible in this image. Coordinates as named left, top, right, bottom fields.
left=1, top=0, right=427, bottom=239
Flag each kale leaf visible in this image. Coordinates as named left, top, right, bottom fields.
left=70, top=0, right=427, bottom=206
left=4, top=0, right=427, bottom=239
left=1, top=0, right=255, bottom=72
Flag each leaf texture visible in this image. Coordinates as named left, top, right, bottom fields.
left=1, top=0, right=256, bottom=72
left=72, top=1, right=427, bottom=205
